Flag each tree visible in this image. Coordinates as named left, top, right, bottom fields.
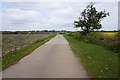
left=74, top=2, right=109, bottom=34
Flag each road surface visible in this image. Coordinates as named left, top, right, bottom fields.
left=2, top=35, right=89, bottom=78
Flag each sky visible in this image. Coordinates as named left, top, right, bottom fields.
left=1, top=0, right=119, bottom=31
left=118, top=1, right=120, bottom=30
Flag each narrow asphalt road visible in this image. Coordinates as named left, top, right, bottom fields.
left=2, top=35, right=89, bottom=78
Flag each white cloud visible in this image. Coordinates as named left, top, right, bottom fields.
left=118, top=1, right=120, bottom=30
left=94, top=2, right=118, bottom=30
left=2, top=0, right=119, bottom=2
left=2, top=8, right=43, bottom=30
left=2, top=2, right=118, bottom=31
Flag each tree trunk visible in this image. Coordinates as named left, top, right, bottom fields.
left=86, top=26, right=89, bottom=33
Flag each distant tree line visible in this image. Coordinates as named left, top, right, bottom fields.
left=1, top=30, right=70, bottom=34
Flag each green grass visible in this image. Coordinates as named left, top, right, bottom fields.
left=2, top=34, right=56, bottom=70
left=64, top=35, right=118, bottom=78
left=67, top=31, right=119, bottom=53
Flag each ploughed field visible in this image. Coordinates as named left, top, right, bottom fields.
left=2, top=34, right=53, bottom=55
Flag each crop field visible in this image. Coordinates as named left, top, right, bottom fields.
left=2, top=34, right=53, bottom=55
left=101, top=32, right=118, bottom=37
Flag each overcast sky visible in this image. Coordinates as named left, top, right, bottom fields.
left=1, top=0, right=119, bottom=31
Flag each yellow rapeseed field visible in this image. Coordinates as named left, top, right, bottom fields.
left=102, top=32, right=118, bottom=36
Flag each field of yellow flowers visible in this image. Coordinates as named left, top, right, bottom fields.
left=102, top=32, right=118, bottom=37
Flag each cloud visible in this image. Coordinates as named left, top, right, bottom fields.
left=2, top=8, right=43, bottom=30
left=2, top=0, right=119, bottom=2
left=2, top=2, right=118, bottom=31
left=94, top=2, right=118, bottom=30
left=119, top=1, right=120, bottom=30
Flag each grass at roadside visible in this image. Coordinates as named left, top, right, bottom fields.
left=2, top=34, right=56, bottom=70
left=64, top=35, right=118, bottom=78
left=67, top=31, right=119, bottom=53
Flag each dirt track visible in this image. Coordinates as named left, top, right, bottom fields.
left=2, top=35, right=89, bottom=78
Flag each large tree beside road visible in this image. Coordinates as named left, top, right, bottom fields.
left=74, top=3, right=109, bottom=34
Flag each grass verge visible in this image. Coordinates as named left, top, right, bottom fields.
left=64, top=35, right=118, bottom=78
left=2, top=34, right=56, bottom=70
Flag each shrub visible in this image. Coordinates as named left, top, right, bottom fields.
left=67, top=31, right=119, bottom=53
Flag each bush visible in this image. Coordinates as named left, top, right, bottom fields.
left=67, top=31, right=119, bottom=53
